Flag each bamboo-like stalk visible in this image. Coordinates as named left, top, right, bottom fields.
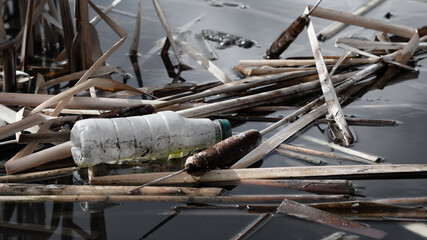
left=0, top=194, right=350, bottom=203
left=230, top=104, right=328, bottom=169
left=317, top=0, right=385, bottom=41
left=176, top=73, right=336, bottom=118
left=275, top=148, right=327, bottom=165
left=90, top=0, right=122, bottom=25
left=58, top=0, right=75, bottom=71
left=157, top=70, right=315, bottom=109
left=306, top=14, right=353, bottom=146
left=77, top=0, right=92, bottom=70
left=0, top=183, right=223, bottom=196
left=373, top=197, right=427, bottom=205
left=174, top=37, right=232, bottom=83
left=300, top=135, right=383, bottom=162
left=0, top=166, right=78, bottom=183
left=19, top=0, right=34, bottom=72
left=235, top=65, right=318, bottom=77
left=90, top=164, right=427, bottom=186
left=129, top=0, right=141, bottom=55
left=277, top=199, right=387, bottom=239
left=336, top=38, right=427, bottom=50
left=5, top=141, right=72, bottom=174
left=152, top=0, right=182, bottom=65
left=0, top=112, right=52, bottom=140
left=240, top=179, right=356, bottom=195
left=0, top=92, right=164, bottom=110
left=30, top=77, right=143, bottom=114
left=239, top=57, right=378, bottom=67
left=278, top=143, right=377, bottom=165
left=42, top=65, right=128, bottom=87
left=308, top=5, right=416, bottom=39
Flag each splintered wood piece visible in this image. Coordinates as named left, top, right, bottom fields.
left=277, top=199, right=387, bottom=239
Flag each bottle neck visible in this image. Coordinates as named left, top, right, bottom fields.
left=213, top=119, right=232, bottom=142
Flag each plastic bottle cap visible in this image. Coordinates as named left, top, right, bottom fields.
left=216, top=119, right=232, bottom=139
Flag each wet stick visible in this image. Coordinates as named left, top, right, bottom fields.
left=266, top=0, right=323, bottom=58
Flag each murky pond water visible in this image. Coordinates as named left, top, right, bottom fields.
left=1, top=0, right=427, bottom=239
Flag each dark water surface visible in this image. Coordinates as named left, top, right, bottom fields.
left=2, top=0, right=427, bottom=239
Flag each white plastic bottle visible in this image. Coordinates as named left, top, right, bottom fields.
left=70, top=111, right=232, bottom=167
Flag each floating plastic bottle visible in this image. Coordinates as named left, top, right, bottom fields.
left=70, top=111, right=232, bottom=167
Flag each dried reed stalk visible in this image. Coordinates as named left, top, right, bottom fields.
left=317, top=0, right=385, bottom=41
left=129, top=0, right=141, bottom=55
left=0, top=167, right=77, bottom=183
left=308, top=5, right=416, bottom=38
left=6, top=141, right=72, bottom=174
left=89, top=164, right=427, bottom=186
left=0, top=92, right=164, bottom=110
left=0, top=194, right=350, bottom=203
left=0, top=183, right=223, bottom=196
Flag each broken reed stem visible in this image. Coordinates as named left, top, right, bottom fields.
left=239, top=179, right=356, bottom=195
left=0, top=167, right=78, bottom=183
left=0, top=194, right=350, bottom=203
left=156, top=70, right=315, bottom=109
left=5, top=141, right=72, bottom=174
left=174, top=37, right=232, bottom=83
left=176, top=73, right=334, bottom=118
left=235, top=65, right=317, bottom=77
left=239, top=57, right=378, bottom=67
left=231, top=104, right=329, bottom=169
left=152, top=0, right=181, bottom=65
left=0, top=183, right=223, bottom=196
left=306, top=13, right=353, bottom=146
left=317, top=0, right=385, bottom=41
left=129, top=0, right=141, bottom=55
left=278, top=143, right=377, bottom=165
left=275, top=148, right=327, bottom=165
left=0, top=112, right=52, bottom=140
left=90, top=164, right=427, bottom=186
left=20, top=0, right=34, bottom=72
left=300, top=135, right=383, bottom=162
left=308, top=5, right=416, bottom=38
left=0, top=92, right=164, bottom=110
